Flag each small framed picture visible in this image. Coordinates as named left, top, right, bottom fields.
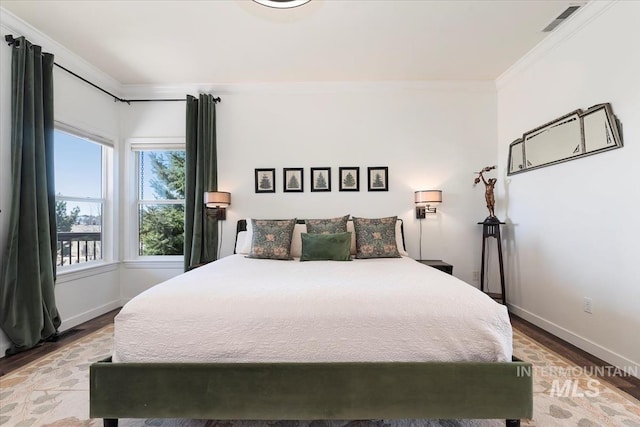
left=283, top=168, right=304, bottom=192
left=339, top=167, right=360, bottom=192
left=367, top=166, right=388, bottom=191
left=310, top=167, right=331, bottom=192
left=255, top=168, right=276, bottom=193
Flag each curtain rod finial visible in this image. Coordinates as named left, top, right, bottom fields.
left=5, top=34, right=17, bottom=46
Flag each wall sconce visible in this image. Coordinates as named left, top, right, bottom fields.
left=204, top=191, right=231, bottom=220
left=414, top=190, right=442, bottom=219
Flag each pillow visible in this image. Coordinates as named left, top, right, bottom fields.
left=305, top=215, right=349, bottom=234
left=300, top=232, right=352, bottom=261
left=239, top=218, right=253, bottom=254
left=235, top=231, right=248, bottom=254
left=239, top=219, right=307, bottom=257
left=394, top=219, right=409, bottom=257
left=247, top=219, right=297, bottom=260
left=346, top=220, right=357, bottom=254
left=353, top=216, right=401, bottom=259
left=290, top=223, right=307, bottom=258
left=347, top=219, right=408, bottom=256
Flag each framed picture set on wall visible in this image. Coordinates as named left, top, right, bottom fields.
left=283, top=168, right=304, bottom=192
left=339, top=167, right=359, bottom=191
left=310, top=167, right=331, bottom=192
left=367, top=166, right=388, bottom=191
left=255, top=168, right=276, bottom=193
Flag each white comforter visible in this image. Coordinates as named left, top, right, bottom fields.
left=114, top=255, right=512, bottom=363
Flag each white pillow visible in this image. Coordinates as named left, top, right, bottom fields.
left=289, top=223, right=307, bottom=258
left=238, top=218, right=253, bottom=254
left=346, top=221, right=357, bottom=255
left=346, top=219, right=408, bottom=256
left=395, top=219, right=409, bottom=256
left=235, top=231, right=248, bottom=254
left=237, top=219, right=307, bottom=257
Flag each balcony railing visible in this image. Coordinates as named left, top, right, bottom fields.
left=57, top=232, right=102, bottom=267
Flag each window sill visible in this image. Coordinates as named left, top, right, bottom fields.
left=123, top=259, right=184, bottom=269
left=57, top=262, right=119, bottom=284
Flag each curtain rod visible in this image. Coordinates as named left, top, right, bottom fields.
left=4, top=34, right=221, bottom=105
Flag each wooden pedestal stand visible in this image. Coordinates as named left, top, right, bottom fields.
left=479, top=218, right=506, bottom=305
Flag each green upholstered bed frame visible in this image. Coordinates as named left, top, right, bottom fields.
left=90, top=357, right=532, bottom=426
left=90, top=219, right=533, bottom=427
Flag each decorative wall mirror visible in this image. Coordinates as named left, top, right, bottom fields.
left=507, top=103, right=623, bottom=175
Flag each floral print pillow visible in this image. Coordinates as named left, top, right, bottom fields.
left=248, top=219, right=297, bottom=260
left=353, top=216, right=401, bottom=259
left=305, top=215, right=349, bottom=234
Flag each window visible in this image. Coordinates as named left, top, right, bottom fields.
left=134, top=149, right=186, bottom=256
left=54, top=127, right=112, bottom=268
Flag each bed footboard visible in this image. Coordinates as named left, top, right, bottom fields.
left=91, top=357, right=532, bottom=423
left=102, top=419, right=521, bottom=427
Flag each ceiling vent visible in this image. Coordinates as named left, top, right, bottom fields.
left=542, top=5, right=582, bottom=32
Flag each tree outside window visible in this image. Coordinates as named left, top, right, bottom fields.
left=137, top=150, right=186, bottom=256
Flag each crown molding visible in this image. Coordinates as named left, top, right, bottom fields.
left=0, top=6, right=123, bottom=97
left=122, top=80, right=497, bottom=99
left=496, top=0, right=618, bottom=90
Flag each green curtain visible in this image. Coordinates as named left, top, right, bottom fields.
left=0, top=37, right=61, bottom=354
left=184, top=94, right=218, bottom=271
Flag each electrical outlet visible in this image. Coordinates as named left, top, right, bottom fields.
left=583, top=297, right=593, bottom=314
left=472, top=271, right=480, bottom=283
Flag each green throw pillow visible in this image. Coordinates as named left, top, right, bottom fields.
left=248, top=219, right=296, bottom=260
left=305, top=215, right=349, bottom=234
left=300, top=232, right=352, bottom=261
left=353, top=216, right=401, bottom=259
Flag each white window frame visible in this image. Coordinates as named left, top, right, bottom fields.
left=127, top=138, right=185, bottom=264
left=54, top=122, right=115, bottom=273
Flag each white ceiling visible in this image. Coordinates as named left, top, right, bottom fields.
left=1, top=0, right=581, bottom=86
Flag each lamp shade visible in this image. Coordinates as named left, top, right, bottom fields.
left=414, top=190, right=442, bottom=204
left=204, top=191, right=231, bottom=208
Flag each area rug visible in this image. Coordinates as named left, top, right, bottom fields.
left=1, top=325, right=639, bottom=427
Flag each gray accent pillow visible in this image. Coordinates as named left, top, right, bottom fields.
left=300, top=232, right=352, bottom=262
left=305, top=215, right=349, bottom=234
left=247, top=219, right=297, bottom=260
left=353, top=216, right=401, bottom=259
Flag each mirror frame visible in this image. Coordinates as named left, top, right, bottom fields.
left=507, top=103, right=623, bottom=175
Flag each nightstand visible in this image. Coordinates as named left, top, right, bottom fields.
left=417, top=259, right=453, bottom=275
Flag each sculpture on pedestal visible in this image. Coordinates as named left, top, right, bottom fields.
left=474, top=165, right=498, bottom=222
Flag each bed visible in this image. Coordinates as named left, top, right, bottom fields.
left=90, top=218, right=532, bottom=427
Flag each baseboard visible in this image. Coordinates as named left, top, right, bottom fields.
left=508, top=303, right=639, bottom=380
left=59, top=300, right=122, bottom=332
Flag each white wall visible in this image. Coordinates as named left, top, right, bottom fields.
left=0, top=12, right=122, bottom=354
left=496, top=1, right=640, bottom=374
left=118, top=82, right=499, bottom=298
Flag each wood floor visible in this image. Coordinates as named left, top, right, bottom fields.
left=0, top=309, right=119, bottom=377
left=1, top=309, right=639, bottom=401
left=509, top=315, right=640, bottom=400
